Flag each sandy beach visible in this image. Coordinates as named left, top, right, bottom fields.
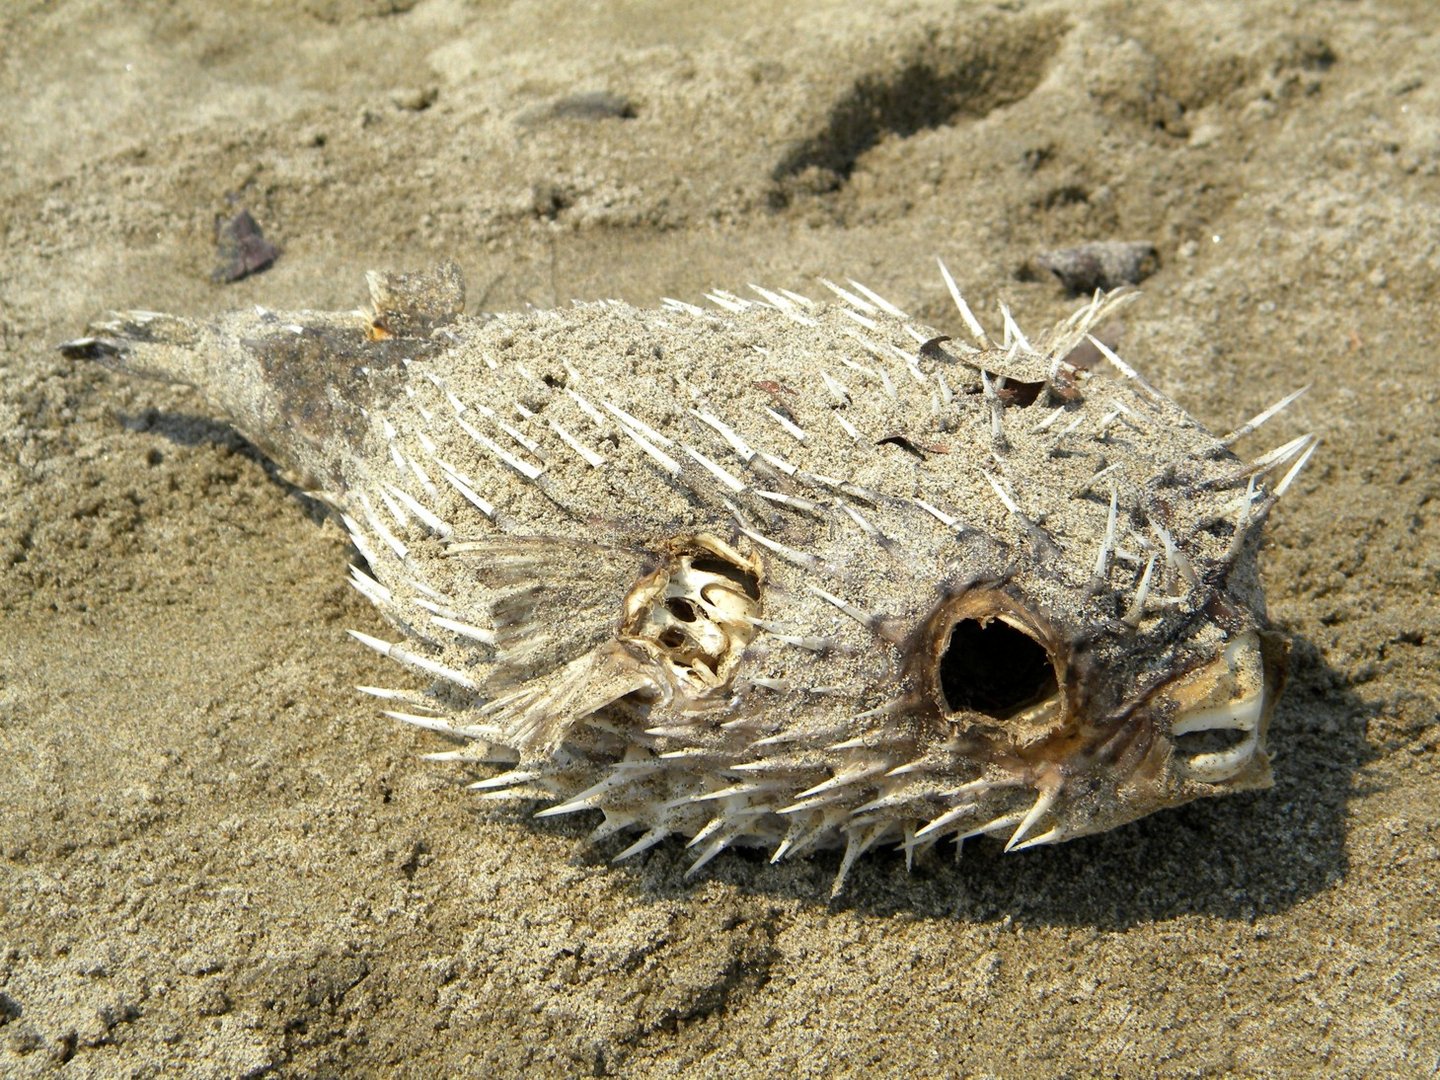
left=2, top=0, right=1437, bottom=1074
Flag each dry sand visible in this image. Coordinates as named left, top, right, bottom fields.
left=2, top=0, right=1437, bottom=1075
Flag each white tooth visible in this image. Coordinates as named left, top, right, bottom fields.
left=1172, top=632, right=1266, bottom=737
left=1166, top=631, right=1273, bottom=782
left=1172, top=692, right=1263, bottom=736
left=1182, top=739, right=1259, bottom=783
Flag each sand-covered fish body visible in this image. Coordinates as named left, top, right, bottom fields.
left=62, top=262, right=1312, bottom=892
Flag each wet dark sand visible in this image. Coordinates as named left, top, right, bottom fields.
left=2, top=1, right=1437, bottom=1074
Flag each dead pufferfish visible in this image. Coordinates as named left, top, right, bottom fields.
left=61, top=261, right=1314, bottom=894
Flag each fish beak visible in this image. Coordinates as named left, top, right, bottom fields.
left=1166, top=628, right=1289, bottom=788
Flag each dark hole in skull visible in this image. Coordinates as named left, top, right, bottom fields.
left=665, top=597, right=698, bottom=622
left=940, top=617, right=1058, bottom=719
left=1174, top=727, right=1249, bottom=756
left=690, top=555, right=761, bottom=600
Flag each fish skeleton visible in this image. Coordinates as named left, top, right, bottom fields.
left=61, top=261, right=1311, bottom=894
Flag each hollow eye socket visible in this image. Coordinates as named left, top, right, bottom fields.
left=922, top=588, right=1067, bottom=742
left=939, top=615, right=1059, bottom=719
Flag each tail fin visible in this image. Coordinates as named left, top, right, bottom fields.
left=59, top=311, right=210, bottom=387
left=57, top=274, right=440, bottom=498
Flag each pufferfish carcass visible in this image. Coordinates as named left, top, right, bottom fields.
left=61, top=261, right=1312, bottom=894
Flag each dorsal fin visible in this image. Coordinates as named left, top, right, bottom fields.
left=365, top=262, right=466, bottom=340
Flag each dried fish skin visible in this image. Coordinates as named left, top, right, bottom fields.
left=61, top=262, right=1312, bottom=893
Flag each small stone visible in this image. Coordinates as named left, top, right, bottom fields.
left=517, top=91, right=637, bottom=127
left=1188, top=121, right=1224, bottom=149
left=212, top=209, right=281, bottom=284
left=1033, top=240, right=1159, bottom=294
left=391, top=86, right=438, bottom=112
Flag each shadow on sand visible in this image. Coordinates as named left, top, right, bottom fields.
left=576, top=631, right=1372, bottom=929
